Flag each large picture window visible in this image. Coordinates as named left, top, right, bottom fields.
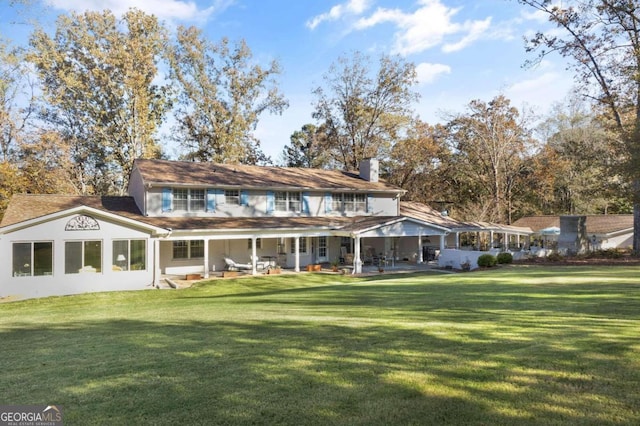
left=65, top=240, right=102, bottom=274
left=172, top=240, right=204, bottom=259
left=113, top=240, right=146, bottom=271
left=12, top=242, right=53, bottom=277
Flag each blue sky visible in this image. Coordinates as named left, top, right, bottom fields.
left=1, top=0, right=573, bottom=161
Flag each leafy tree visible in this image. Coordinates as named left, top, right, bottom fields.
left=18, top=130, right=79, bottom=196
left=0, top=161, right=25, bottom=220
left=29, top=8, right=170, bottom=194
left=387, top=119, right=450, bottom=202
left=168, top=28, right=287, bottom=164
left=312, top=51, right=418, bottom=170
left=280, top=123, right=330, bottom=168
left=0, top=40, right=34, bottom=162
left=532, top=96, right=624, bottom=214
left=518, top=0, right=640, bottom=250
left=445, top=95, right=535, bottom=223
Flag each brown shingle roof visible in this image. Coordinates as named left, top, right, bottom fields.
left=133, top=158, right=403, bottom=192
left=400, top=201, right=465, bottom=229
left=0, top=194, right=144, bottom=228
left=512, top=215, right=633, bottom=235
left=511, top=216, right=559, bottom=231
left=400, top=201, right=533, bottom=234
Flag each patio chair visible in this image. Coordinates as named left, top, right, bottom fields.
left=250, top=255, right=270, bottom=271
left=223, top=257, right=252, bottom=271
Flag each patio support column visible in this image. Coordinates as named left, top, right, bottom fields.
left=353, top=236, right=362, bottom=274
left=504, top=232, right=509, bottom=251
left=153, top=239, right=160, bottom=287
left=440, top=234, right=445, bottom=252
left=251, top=237, right=258, bottom=275
left=490, top=231, right=494, bottom=249
left=203, top=238, right=210, bottom=278
left=294, top=237, right=300, bottom=272
left=417, top=233, right=423, bottom=263
left=455, top=232, right=460, bottom=249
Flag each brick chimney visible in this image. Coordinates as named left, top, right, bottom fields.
left=359, top=158, right=379, bottom=182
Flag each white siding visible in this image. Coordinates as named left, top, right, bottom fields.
left=0, top=214, right=154, bottom=300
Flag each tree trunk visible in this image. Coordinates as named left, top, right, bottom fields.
left=634, top=180, right=640, bottom=254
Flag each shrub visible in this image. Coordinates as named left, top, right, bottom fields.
left=477, top=254, right=497, bottom=267
left=496, top=252, right=513, bottom=264
left=597, top=248, right=623, bottom=259
left=546, top=251, right=563, bottom=262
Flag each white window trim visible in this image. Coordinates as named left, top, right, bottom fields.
left=173, top=188, right=206, bottom=212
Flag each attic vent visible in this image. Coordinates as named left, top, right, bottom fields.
left=65, top=215, right=100, bottom=231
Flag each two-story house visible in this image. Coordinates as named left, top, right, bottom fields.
left=0, top=158, right=531, bottom=300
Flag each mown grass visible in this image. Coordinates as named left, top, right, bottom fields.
left=1, top=266, right=639, bottom=425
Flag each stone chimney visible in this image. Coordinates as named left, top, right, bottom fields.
left=359, top=158, right=379, bottom=182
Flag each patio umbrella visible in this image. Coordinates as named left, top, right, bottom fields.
left=539, top=226, right=560, bottom=235
left=538, top=226, right=560, bottom=248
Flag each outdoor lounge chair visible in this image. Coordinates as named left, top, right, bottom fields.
left=250, top=255, right=270, bottom=271
left=223, top=257, right=252, bottom=271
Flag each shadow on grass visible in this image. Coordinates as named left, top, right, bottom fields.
left=1, top=266, right=640, bottom=425
left=1, top=314, right=639, bottom=425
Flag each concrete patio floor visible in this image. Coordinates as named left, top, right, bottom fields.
left=160, top=261, right=446, bottom=289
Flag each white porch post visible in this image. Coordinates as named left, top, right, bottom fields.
left=203, top=238, right=210, bottom=278
left=295, top=237, right=300, bottom=272
left=417, top=233, right=424, bottom=264
left=153, top=239, right=160, bottom=287
left=353, top=236, right=362, bottom=274
left=504, top=232, right=509, bottom=250
left=251, top=237, right=258, bottom=275
left=490, top=231, right=494, bottom=249
left=455, top=232, right=460, bottom=249
left=440, top=234, right=445, bottom=251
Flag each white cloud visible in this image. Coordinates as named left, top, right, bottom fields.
left=352, top=0, right=492, bottom=56
left=519, top=2, right=566, bottom=25
left=442, top=17, right=491, bottom=53
left=44, top=0, right=232, bottom=22
left=306, top=0, right=372, bottom=30
left=504, top=70, right=573, bottom=115
left=415, top=62, right=451, bottom=85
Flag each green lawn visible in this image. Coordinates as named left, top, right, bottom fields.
left=1, top=266, right=639, bottom=425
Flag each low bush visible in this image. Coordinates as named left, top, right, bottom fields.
left=496, top=252, right=513, bottom=264
left=477, top=254, right=497, bottom=267
left=593, top=248, right=623, bottom=259
left=546, top=251, right=563, bottom=262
